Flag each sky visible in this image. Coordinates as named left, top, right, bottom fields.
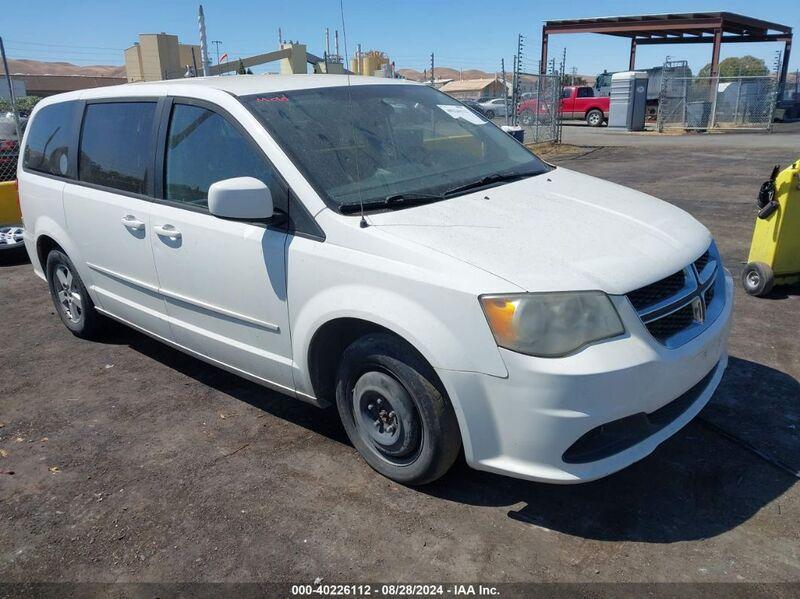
left=3, top=0, right=797, bottom=78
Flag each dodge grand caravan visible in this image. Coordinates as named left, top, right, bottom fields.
left=17, top=75, right=732, bottom=485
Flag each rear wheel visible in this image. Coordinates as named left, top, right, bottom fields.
left=46, top=249, right=105, bottom=338
left=335, top=333, right=461, bottom=485
left=586, top=109, right=604, bottom=127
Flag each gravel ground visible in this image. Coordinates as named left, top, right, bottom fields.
left=1, top=143, right=798, bottom=584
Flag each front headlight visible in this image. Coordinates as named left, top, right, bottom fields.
left=480, top=291, right=624, bottom=358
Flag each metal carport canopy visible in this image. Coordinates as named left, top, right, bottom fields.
left=540, top=12, right=792, bottom=92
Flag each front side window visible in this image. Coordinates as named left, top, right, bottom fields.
left=23, top=101, right=76, bottom=177
left=164, top=103, right=283, bottom=211
left=79, top=102, right=156, bottom=194
left=244, top=84, right=549, bottom=212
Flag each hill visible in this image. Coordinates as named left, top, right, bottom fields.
left=2, top=59, right=125, bottom=78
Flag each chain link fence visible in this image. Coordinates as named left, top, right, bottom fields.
left=657, top=75, right=777, bottom=131
left=0, top=114, right=21, bottom=182
left=510, top=72, right=562, bottom=144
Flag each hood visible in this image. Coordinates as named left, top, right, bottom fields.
left=366, top=167, right=711, bottom=295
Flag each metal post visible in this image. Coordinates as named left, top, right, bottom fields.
left=191, top=47, right=198, bottom=77
left=0, top=37, right=22, bottom=141
left=511, top=55, right=517, bottom=127
left=709, top=28, right=722, bottom=78
left=778, top=37, right=792, bottom=100
left=629, top=38, right=637, bottom=71
left=501, top=58, right=508, bottom=126
left=733, top=76, right=742, bottom=124
left=540, top=27, right=548, bottom=75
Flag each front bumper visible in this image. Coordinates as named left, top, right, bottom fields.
left=438, top=270, right=733, bottom=484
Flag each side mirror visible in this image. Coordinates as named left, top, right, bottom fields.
left=208, top=177, right=273, bottom=220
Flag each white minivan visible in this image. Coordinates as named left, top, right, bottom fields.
left=18, top=75, right=732, bottom=485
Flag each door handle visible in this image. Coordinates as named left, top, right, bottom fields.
left=121, top=215, right=145, bottom=231
left=153, top=224, right=182, bottom=239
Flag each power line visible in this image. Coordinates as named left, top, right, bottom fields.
left=4, top=39, right=125, bottom=51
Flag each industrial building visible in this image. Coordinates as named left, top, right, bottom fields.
left=124, top=33, right=203, bottom=82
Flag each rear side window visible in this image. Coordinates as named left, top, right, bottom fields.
left=23, top=102, right=76, bottom=177
left=79, top=102, right=156, bottom=194
left=577, top=87, right=594, bottom=98
left=164, top=103, right=285, bottom=211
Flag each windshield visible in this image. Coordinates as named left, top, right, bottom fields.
left=243, top=84, right=549, bottom=211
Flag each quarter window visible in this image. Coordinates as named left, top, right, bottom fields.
left=164, top=104, right=284, bottom=211
left=23, top=101, right=76, bottom=177
left=79, top=102, right=156, bottom=194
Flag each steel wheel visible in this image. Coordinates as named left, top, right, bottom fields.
left=587, top=109, right=603, bottom=127
left=352, top=370, right=422, bottom=463
left=55, top=264, right=83, bottom=323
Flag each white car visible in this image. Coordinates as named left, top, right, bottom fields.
left=18, top=75, right=732, bottom=485
left=477, top=97, right=508, bottom=118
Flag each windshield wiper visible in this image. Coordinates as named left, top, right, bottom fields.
left=443, top=171, right=541, bottom=198
left=339, top=192, right=444, bottom=214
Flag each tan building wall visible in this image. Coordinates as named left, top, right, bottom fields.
left=125, top=33, right=204, bottom=81
left=178, top=44, right=202, bottom=73
left=279, top=43, right=307, bottom=75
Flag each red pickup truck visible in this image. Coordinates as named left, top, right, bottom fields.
left=518, top=86, right=609, bottom=127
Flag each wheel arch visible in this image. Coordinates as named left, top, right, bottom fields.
left=306, top=317, right=440, bottom=408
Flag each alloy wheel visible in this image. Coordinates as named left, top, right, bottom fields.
left=55, top=265, right=83, bottom=323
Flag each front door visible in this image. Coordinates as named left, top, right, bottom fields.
left=149, top=101, right=294, bottom=393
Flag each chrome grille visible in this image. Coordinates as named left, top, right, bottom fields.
left=627, top=243, right=724, bottom=349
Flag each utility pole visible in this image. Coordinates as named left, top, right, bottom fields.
left=211, top=40, right=222, bottom=67
left=278, top=27, right=283, bottom=45
left=0, top=37, right=22, bottom=140
left=559, top=47, right=567, bottom=82
left=430, top=52, right=435, bottom=85
left=511, top=54, right=517, bottom=126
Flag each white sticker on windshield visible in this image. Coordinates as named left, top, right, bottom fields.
left=437, top=104, right=487, bottom=125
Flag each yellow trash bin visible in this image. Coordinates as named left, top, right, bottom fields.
left=742, top=159, right=800, bottom=296
left=0, top=180, right=21, bottom=226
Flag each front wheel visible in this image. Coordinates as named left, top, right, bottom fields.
left=586, top=109, right=604, bottom=127
left=335, top=333, right=461, bottom=485
left=485, top=109, right=495, bottom=119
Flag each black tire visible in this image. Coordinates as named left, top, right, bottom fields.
left=46, top=249, right=105, bottom=339
left=586, top=109, right=604, bottom=127
left=741, top=262, right=774, bottom=297
left=485, top=109, right=495, bottom=119
left=335, top=333, right=461, bottom=485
